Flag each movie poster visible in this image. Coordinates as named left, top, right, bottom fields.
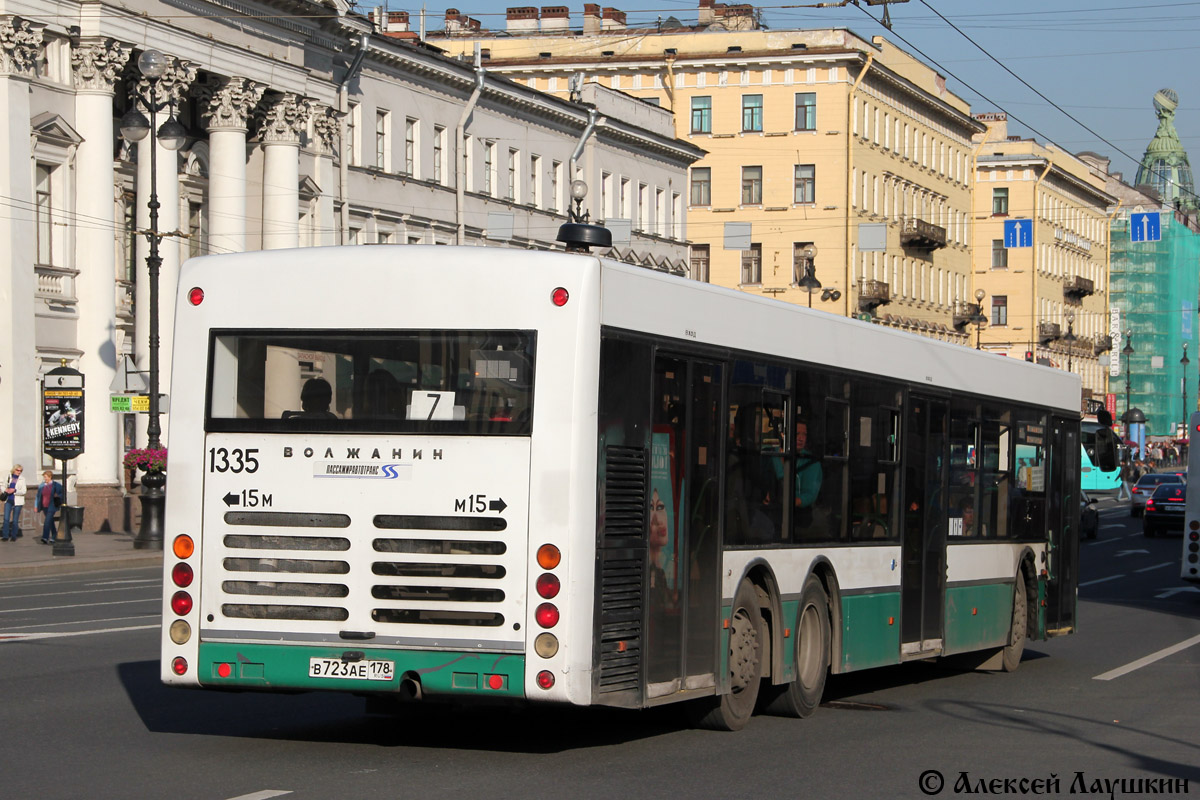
left=43, top=386, right=84, bottom=457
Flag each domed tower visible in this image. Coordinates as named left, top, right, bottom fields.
left=1134, top=88, right=1197, bottom=210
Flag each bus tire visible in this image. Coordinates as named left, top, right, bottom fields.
left=1001, top=577, right=1027, bottom=673
left=691, top=578, right=764, bottom=731
left=761, top=575, right=829, bottom=718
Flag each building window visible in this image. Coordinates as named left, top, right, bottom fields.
left=655, top=188, right=666, bottom=236
left=742, top=94, right=763, bottom=132
left=691, top=96, right=712, bottom=133
left=792, top=241, right=815, bottom=285
left=347, top=103, right=361, bottom=166
left=742, top=166, right=762, bottom=205
left=483, top=140, right=494, bottom=195
left=376, top=110, right=390, bottom=170
left=992, top=239, right=1008, bottom=269
left=507, top=149, right=518, bottom=201
left=620, top=178, right=630, bottom=219
left=691, top=244, right=710, bottom=282
left=404, top=118, right=417, bottom=177
left=188, top=201, right=206, bottom=258
left=530, top=154, right=541, bottom=206
left=551, top=160, right=562, bottom=212
left=35, top=164, right=53, bottom=265
left=795, top=92, right=816, bottom=131
left=638, top=183, right=649, bottom=230
left=992, top=295, right=1008, bottom=326
left=794, top=164, right=815, bottom=204
left=433, top=125, right=446, bottom=184
left=741, top=243, right=762, bottom=284
left=992, top=187, right=1009, bottom=215
left=691, top=167, right=711, bottom=206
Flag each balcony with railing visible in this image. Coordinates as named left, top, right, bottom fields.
left=900, top=216, right=947, bottom=251
left=35, top=264, right=78, bottom=304
left=1038, top=321, right=1062, bottom=345
left=858, top=278, right=891, bottom=312
left=1064, top=275, right=1095, bottom=303
left=952, top=299, right=983, bottom=331
left=1092, top=334, right=1112, bottom=355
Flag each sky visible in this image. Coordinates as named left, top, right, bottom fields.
left=383, top=0, right=1200, bottom=181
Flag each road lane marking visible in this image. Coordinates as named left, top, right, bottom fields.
left=1079, top=575, right=1123, bottom=587
left=1093, top=632, right=1200, bottom=681
left=225, top=792, right=293, bottom=800
left=0, top=585, right=159, bottom=601
left=1134, top=561, right=1174, bottom=573
left=0, top=598, right=158, bottom=615
left=0, top=614, right=158, bottom=632
left=87, top=578, right=160, bottom=586
left=0, top=623, right=158, bottom=643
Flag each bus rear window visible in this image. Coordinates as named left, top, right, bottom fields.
left=207, top=330, right=535, bottom=434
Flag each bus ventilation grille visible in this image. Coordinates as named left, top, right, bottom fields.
left=596, top=445, right=647, bottom=695
left=602, top=446, right=647, bottom=547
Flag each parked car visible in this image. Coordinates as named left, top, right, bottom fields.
left=1080, top=491, right=1099, bottom=540
left=1130, top=473, right=1185, bottom=517
left=1143, top=483, right=1187, bottom=537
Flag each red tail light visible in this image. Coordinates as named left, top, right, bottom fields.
left=172, top=657, right=188, bottom=675
left=536, top=573, right=560, bottom=599
left=171, top=562, right=193, bottom=587
left=171, top=591, right=193, bottom=616
left=536, top=670, right=555, bottom=689
left=535, top=602, right=560, bottom=628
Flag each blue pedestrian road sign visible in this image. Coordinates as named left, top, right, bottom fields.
left=1004, top=219, right=1033, bottom=248
left=1130, top=212, right=1161, bottom=242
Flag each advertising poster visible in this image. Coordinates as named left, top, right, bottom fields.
left=649, top=429, right=682, bottom=609
left=43, top=375, right=85, bottom=458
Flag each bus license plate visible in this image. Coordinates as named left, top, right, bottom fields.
left=309, top=657, right=395, bottom=681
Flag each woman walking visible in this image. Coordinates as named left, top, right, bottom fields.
left=2, top=464, right=26, bottom=540
left=35, top=470, right=64, bottom=544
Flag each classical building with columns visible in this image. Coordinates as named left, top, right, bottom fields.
left=0, top=1, right=701, bottom=532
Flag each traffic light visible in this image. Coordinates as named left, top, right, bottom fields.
left=1025, top=351, right=1034, bottom=362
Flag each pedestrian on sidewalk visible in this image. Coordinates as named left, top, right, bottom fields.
left=34, top=470, right=63, bottom=545
left=2, top=464, right=26, bottom=540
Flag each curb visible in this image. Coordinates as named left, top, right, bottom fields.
left=0, top=554, right=163, bottom=579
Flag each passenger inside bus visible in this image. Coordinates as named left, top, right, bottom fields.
left=281, top=377, right=338, bottom=420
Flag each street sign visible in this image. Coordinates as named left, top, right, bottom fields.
left=1130, top=211, right=1161, bottom=242
left=108, top=354, right=148, bottom=393
left=110, top=394, right=167, bottom=413
left=43, top=365, right=85, bottom=460
left=1003, top=219, right=1032, bottom=248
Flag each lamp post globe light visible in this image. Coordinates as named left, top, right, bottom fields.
left=796, top=244, right=820, bottom=308
left=973, top=288, right=986, bottom=350
left=120, top=49, right=186, bottom=550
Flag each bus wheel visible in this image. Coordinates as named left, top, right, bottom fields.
left=1001, top=577, right=1027, bottom=673
left=762, top=575, right=829, bottom=718
left=692, top=578, right=763, bottom=731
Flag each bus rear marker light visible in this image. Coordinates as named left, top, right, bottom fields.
left=217, top=662, right=232, bottom=678
left=535, top=603, right=559, bottom=628
left=551, top=287, right=569, bottom=307
left=536, top=573, right=560, bottom=599
left=171, top=657, right=188, bottom=676
left=888, top=617, right=894, bottom=625
left=784, top=628, right=791, bottom=638
left=534, top=633, right=559, bottom=658
left=188, top=287, right=204, bottom=306
left=536, top=670, right=555, bottom=689
left=971, top=608, right=977, bottom=616
left=172, top=562, right=194, bottom=588
left=488, top=674, right=504, bottom=690
left=168, top=620, right=191, bottom=645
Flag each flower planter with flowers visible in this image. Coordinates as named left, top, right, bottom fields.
left=123, top=448, right=167, bottom=492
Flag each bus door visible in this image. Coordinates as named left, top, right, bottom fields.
left=901, top=395, right=949, bottom=657
left=646, top=355, right=723, bottom=698
left=1043, top=416, right=1079, bottom=636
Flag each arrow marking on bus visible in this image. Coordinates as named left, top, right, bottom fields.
left=223, top=492, right=240, bottom=507
left=489, top=498, right=507, bottom=513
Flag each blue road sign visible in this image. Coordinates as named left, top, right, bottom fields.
left=1004, top=219, right=1033, bottom=248
left=1130, top=211, right=1161, bottom=242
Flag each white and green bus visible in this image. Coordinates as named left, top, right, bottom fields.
left=161, top=245, right=1081, bottom=730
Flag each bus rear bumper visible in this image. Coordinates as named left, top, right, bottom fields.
left=196, top=642, right=526, bottom=699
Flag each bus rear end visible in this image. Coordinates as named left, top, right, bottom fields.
left=161, top=247, right=600, bottom=706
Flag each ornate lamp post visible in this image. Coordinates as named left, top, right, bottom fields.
left=1063, top=310, right=1076, bottom=373
left=796, top=244, right=820, bottom=308
left=1181, top=343, right=1190, bottom=436
left=1122, top=330, right=1134, bottom=423
left=119, top=50, right=187, bottom=550
left=973, top=288, right=987, bottom=350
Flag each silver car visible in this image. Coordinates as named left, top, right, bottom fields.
left=1130, top=472, right=1185, bottom=517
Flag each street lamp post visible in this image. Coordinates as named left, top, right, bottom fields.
left=1181, top=342, right=1190, bottom=436
left=973, top=288, right=986, bottom=350
left=120, top=50, right=187, bottom=550
left=796, top=244, right=820, bottom=308
left=1123, top=330, right=1134, bottom=422
left=1064, top=310, right=1076, bottom=374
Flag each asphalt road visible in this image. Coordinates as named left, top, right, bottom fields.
left=1, top=502, right=1197, bottom=800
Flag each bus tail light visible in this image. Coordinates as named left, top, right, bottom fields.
left=168, top=620, right=191, bottom=645
left=171, top=562, right=194, bottom=587
left=173, top=534, right=194, bottom=559
left=536, top=573, right=560, bottom=599
left=551, top=287, right=569, bottom=307
left=171, top=657, right=188, bottom=676
left=536, top=670, right=555, bottom=689
left=171, top=591, right=193, bottom=616
left=217, top=662, right=233, bottom=678
left=188, top=287, right=205, bottom=306
left=535, top=603, right=559, bottom=628
left=537, top=544, right=560, bottom=569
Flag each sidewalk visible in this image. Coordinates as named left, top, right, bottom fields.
left=0, top=530, right=163, bottom=578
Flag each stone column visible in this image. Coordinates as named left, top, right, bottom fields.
left=71, top=38, right=131, bottom=493
left=0, top=16, right=45, bottom=474
left=257, top=93, right=309, bottom=250
left=132, top=55, right=196, bottom=446
left=309, top=103, right=340, bottom=247
left=195, top=76, right=265, bottom=255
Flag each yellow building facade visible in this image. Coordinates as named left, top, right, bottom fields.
left=971, top=115, right=1115, bottom=405
left=433, top=15, right=985, bottom=340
